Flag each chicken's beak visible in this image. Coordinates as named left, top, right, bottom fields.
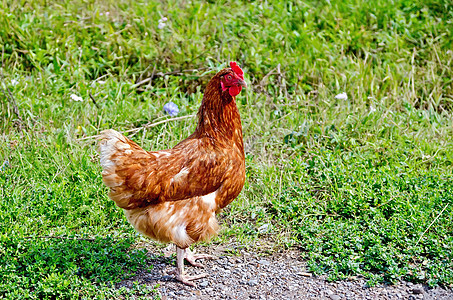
left=238, top=79, right=247, bottom=89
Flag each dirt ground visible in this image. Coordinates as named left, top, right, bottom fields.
left=118, top=244, right=453, bottom=300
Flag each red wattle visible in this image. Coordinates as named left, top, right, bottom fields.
left=229, top=85, right=242, bottom=97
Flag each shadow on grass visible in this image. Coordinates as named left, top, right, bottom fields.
left=115, top=251, right=180, bottom=289
left=0, top=235, right=150, bottom=298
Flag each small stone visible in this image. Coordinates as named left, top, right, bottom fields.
left=329, top=295, right=341, bottom=300
left=248, top=279, right=258, bottom=286
left=412, top=288, right=423, bottom=294
left=258, top=223, right=270, bottom=233
left=297, top=272, right=313, bottom=277
left=258, top=259, right=270, bottom=265
left=199, top=281, right=209, bottom=288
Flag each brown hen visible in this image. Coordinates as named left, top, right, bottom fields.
left=98, top=62, right=246, bottom=286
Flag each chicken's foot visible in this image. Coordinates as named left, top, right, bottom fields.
left=184, top=247, right=218, bottom=268
left=172, top=246, right=208, bottom=286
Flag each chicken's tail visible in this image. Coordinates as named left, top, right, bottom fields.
left=98, top=129, right=150, bottom=209
left=99, top=129, right=132, bottom=179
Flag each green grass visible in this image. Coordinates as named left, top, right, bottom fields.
left=1, top=0, right=453, bottom=297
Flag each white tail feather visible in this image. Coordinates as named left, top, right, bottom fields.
left=98, top=129, right=131, bottom=185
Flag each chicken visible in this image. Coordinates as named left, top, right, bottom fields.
left=98, top=61, right=247, bottom=286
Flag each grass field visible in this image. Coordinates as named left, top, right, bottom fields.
left=1, top=0, right=452, bottom=298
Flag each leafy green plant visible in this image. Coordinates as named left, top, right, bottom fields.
left=0, top=235, right=156, bottom=299
left=1, top=0, right=452, bottom=297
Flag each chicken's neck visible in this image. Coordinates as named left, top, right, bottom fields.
left=195, top=78, right=243, bottom=150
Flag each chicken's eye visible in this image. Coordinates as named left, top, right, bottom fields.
left=227, top=75, right=232, bottom=80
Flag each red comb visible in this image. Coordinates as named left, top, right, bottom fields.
left=230, top=61, right=244, bottom=80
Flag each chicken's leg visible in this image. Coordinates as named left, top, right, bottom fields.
left=174, top=246, right=208, bottom=286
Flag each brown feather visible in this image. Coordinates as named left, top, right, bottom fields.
left=98, top=67, right=246, bottom=248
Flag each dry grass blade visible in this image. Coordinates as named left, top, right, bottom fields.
left=132, top=67, right=211, bottom=89
left=416, top=203, right=450, bottom=246
left=23, top=236, right=96, bottom=241
left=0, top=73, right=22, bottom=125
left=89, top=91, right=100, bottom=109
left=77, top=114, right=196, bottom=140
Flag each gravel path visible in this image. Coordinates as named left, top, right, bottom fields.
left=119, top=245, right=453, bottom=299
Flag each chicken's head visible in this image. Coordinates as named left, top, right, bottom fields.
left=220, top=61, right=247, bottom=97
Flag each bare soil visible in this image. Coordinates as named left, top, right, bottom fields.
left=118, top=243, right=453, bottom=300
